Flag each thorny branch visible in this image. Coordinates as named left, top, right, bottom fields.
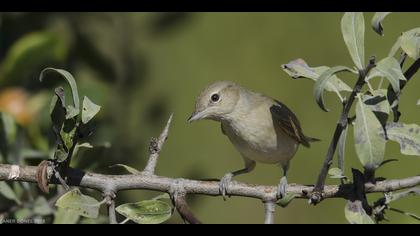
left=1, top=113, right=420, bottom=223
left=143, top=113, right=174, bottom=175
left=1, top=164, right=420, bottom=223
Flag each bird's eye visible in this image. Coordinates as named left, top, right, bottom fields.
left=211, top=93, right=220, bottom=102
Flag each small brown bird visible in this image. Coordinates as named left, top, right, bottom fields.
left=188, top=81, right=319, bottom=199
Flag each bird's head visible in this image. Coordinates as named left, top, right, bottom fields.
left=188, top=81, right=240, bottom=123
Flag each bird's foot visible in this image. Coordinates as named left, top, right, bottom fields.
left=219, top=173, right=234, bottom=201
left=277, top=176, right=288, bottom=199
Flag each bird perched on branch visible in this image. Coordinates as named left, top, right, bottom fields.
left=188, top=81, right=319, bottom=199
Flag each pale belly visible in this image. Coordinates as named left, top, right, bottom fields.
left=222, top=120, right=299, bottom=166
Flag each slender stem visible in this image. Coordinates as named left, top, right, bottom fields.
left=105, top=195, right=117, bottom=224
left=310, top=57, right=376, bottom=204
left=143, top=113, right=173, bottom=175
left=120, top=218, right=130, bottom=224
left=263, top=201, right=276, bottom=224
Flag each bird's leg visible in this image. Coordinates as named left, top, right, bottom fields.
left=219, top=159, right=255, bottom=201
left=277, top=165, right=289, bottom=199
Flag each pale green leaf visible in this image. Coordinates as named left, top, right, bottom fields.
left=417, top=100, right=420, bottom=106
left=79, top=215, right=109, bottom=224
left=368, top=57, right=405, bottom=94
left=53, top=207, right=80, bottom=224
left=401, top=30, right=420, bottom=60
left=282, top=59, right=352, bottom=93
left=152, top=193, right=171, bottom=200
left=0, top=182, right=21, bottom=204
left=341, top=12, right=365, bottom=70
left=55, top=188, right=101, bottom=218
left=386, top=122, right=420, bottom=156
left=371, top=12, right=391, bottom=36
left=109, top=164, right=141, bottom=174
left=39, top=68, right=80, bottom=119
left=354, top=94, right=386, bottom=170
left=313, top=66, right=352, bottom=112
left=116, top=200, right=173, bottom=224
left=345, top=200, right=375, bottom=224
left=362, top=89, right=390, bottom=126
left=328, top=167, right=346, bottom=179
left=276, top=192, right=299, bottom=208
left=81, top=96, right=101, bottom=124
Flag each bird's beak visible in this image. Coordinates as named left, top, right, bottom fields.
left=187, top=110, right=205, bottom=123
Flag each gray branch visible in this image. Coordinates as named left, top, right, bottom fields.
left=1, top=164, right=420, bottom=203
left=143, top=113, right=174, bottom=175
left=263, top=201, right=276, bottom=224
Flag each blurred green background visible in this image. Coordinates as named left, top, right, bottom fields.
left=1, top=12, right=420, bottom=224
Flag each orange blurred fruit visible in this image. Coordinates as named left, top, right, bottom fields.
left=0, top=87, right=33, bottom=126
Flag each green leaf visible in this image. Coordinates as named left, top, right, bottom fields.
left=362, top=90, right=390, bottom=126
left=59, top=118, right=77, bottom=153
left=39, top=68, right=80, bottom=119
left=345, top=200, right=375, bottom=224
left=354, top=94, right=386, bottom=170
left=417, top=100, right=420, bottom=106
left=109, top=164, right=141, bottom=174
left=55, top=188, right=101, bottom=218
left=79, top=215, right=109, bottom=224
left=152, top=193, right=171, bottom=200
left=368, top=57, right=405, bottom=95
left=0, top=32, right=68, bottom=85
left=313, top=66, right=352, bottom=112
left=401, top=29, right=420, bottom=60
left=371, top=12, right=391, bottom=36
left=81, top=96, right=101, bottom=124
left=276, top=192, right=299, bottom=208
left=53, top=207, right=80, bottom=224
left=328, top=167, right=346, bottom=179
left=33, top=196, right=53, bottom=216
left=116, top=200, right=173, bottom=224
left=386, top=122, right=420, bottom=156
left=0, top=182, right=21, bottom=204
left=341, top=12, right=365, bottom=70
left=282, top=59, right=352, bottom=93
left=388, top=27, right=420, bottom=59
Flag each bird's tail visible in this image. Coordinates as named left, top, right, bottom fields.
left=301, top=136, right=321, bottom=148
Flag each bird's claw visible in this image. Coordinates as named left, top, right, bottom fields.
left=277, top=176, right=288, bottom=199
left=219, top=173, right=234, bottom=201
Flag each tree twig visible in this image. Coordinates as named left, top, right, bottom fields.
left=310, top=57, right=376, bottom=205
left=263, top=201, right=276, bottom=224
left=105, top=194, right=117, bottom=224
left=143, top=113, right=174, bottom=175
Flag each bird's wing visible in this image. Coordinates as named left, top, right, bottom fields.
left=269, top=100, right=310, bottom=147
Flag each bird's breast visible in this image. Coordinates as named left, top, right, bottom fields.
left=222, top=113, right=299, bottom=165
